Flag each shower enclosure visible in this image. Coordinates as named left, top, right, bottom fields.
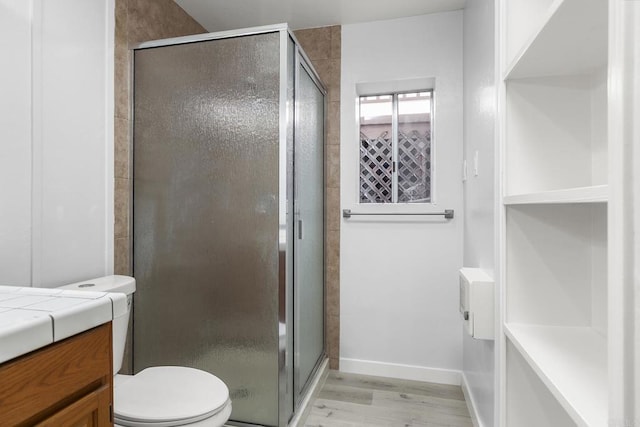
left=131, top=25, right=325, bottom=427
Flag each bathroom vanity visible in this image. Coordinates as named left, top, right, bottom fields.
left=0, top=324, right=112, bottom=426
left=0, top=286, right=124, bottom=425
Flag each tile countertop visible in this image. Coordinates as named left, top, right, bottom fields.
left=0, top=285, right=126, bottom=364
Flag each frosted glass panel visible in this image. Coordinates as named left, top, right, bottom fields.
left=133, top=33, right=280, bottom=426
left=294, top=62, right=325, bottom=397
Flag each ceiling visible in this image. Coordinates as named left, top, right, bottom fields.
left=175, top=0, right=466, bottom=32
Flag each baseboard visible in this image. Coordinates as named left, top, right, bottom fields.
left=288, top=358, right=329, bottom=427
left=461, top=372, right=483, bottom=427
left=339, top=357, right=461, bottom=386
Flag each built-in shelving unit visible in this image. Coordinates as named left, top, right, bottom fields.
left=500, top=0, right=610, bottom=425
left=505, top=324, right=607, bottom=426
left=503, top=185, right=608, bottom=205
left=504, top=0, right=608, bottom=79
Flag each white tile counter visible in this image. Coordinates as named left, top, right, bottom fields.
left=0, top=285, right=126, bottom=364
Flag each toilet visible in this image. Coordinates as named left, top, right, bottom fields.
left=60, top=275, right=232, bottom=427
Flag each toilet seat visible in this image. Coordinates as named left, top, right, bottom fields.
left=114, top=366, right=230, bottom=427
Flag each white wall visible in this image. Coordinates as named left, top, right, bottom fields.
left=0, top=0, right=33, bottom=285
left=340, top=12, right=464, bottom=384
left=0, top=0, right=114, bottom=287
left=462, top=0, right=496, bottom=426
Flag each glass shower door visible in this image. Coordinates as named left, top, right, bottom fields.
left=294, top=56, right=325, bottom=400
left=133, top=33, right=282, bottom=426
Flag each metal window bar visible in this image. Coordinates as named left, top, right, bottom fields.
left=342, top=209, right=454, bottom=219
left=391, top=93, right=399, bottom=203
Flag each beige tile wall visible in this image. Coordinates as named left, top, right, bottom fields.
left=113, top=4, right=341, bottom=369
left=294, top=26, right=341, bottom=370
left=114, top=0, right=206, bottom=276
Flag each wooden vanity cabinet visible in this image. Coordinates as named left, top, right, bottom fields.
left=0, top=323, right=113, bottom=426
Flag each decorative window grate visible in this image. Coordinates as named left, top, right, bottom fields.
left=398, top=129, right=431, bottom=203
left=360, top=132, right=393, bottom=203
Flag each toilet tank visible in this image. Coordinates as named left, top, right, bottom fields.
left=59, top=275, right=136, bottom=374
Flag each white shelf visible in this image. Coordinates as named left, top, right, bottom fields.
left=505, top=0, right=608, bottom=80
left=505, top=323, right=607, bottom=427
left=504, top=185, right=608, bottom=205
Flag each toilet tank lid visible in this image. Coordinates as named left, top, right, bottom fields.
left=60, top=275, right=136, bottom=295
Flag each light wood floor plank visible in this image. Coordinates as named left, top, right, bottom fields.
left=371, top=389, right=471, bottom=416
left=325, top=371, right=465, bottom=401
left=361, top=399, right=472, bottom=427
left=309, top=399, right=366, bottom=423
left=318, top=383, right=374, bottom=405
left=300, top=371, right=472, bottom=427
left=303, top=414, right=362, bottom=427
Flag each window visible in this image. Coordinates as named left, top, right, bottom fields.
left=358, top=90, right=433, bottom=204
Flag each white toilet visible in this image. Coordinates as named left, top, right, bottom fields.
left=60, top=275, right=232, bottom=427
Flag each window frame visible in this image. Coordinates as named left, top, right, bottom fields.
left=357, top=88, right=435, bottom=205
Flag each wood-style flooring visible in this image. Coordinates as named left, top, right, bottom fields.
left=300, top=371, right=473, bottom=427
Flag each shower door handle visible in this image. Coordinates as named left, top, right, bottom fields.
left=297, top=219, right=303, bottom=239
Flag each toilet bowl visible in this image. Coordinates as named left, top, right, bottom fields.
left=114, top=368, right=231, bottom=427
left=60, top=275, right=232, bottom=427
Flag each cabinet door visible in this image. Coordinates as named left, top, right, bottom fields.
left=0, top=323, right=112, bottom=426
left=35, top=385, right=111, bottom=427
